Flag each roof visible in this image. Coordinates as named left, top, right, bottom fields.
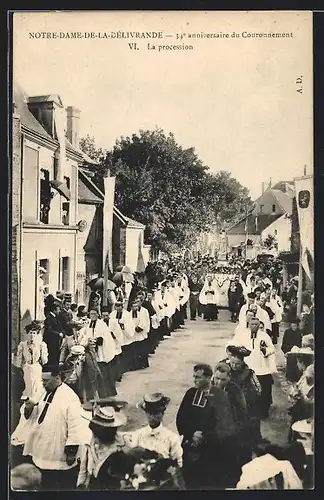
left=124, top=216, right=145, bottom=229
left=13, top=83, right=53, bottom=139
left=112, top=207, right=145, bottom=228
left=14, top=82, right=84, bottom=161
left=28, top=94, right=64, bottom=107
left=78, top=171, right=104, bottom=204
left=271, top=189, right=293, bottom=215
left=227, top=213, right=282, bottom=235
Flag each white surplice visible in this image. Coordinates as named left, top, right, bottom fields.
left=131, top=307, right=150, bottom=342
left=199, top=279, right=220, bottom=305
left=109, top=309, right=135, bottom=346
left=233, top=330, right=277, bottom=376
left=23, top=383, right=87, bottom=470
left=78, top=319, right=115, bottom=363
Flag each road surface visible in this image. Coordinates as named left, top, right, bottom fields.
left=117, top=310, right=291, bottom=445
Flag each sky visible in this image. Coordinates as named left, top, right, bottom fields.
left=13, top=11, right=313, bottom=199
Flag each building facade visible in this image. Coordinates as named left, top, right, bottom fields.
left=227, top=182, right=294, bottom=256
left=13, top=84, right=85, bottom=336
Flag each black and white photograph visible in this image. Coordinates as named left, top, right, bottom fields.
left=9, top=10, right=314, bottom=491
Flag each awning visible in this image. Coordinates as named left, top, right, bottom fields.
left=50, top=179, right=71, bottom=200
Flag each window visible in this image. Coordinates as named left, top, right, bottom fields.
left=274, top=229, right=278, bottom=236
left=272, top=204, right=276, bottom=214
left=35, top=259, right=49, bottom=320
left=40, top=169, right=52, bottom=224
left=260, top=204, right=264, bottom=213
left=60, top=257, right=70, bottom=292
left=62, top=176, right=70, bottom=225
left=23, top=146, right=39, bottom=221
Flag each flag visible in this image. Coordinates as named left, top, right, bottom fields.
left=102, top=177, right=116, bottom=304
left=294, top=175, right=314, bottom=279
left=54, top=104, right=66, bottom=180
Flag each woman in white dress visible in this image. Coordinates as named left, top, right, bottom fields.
left=16, top=321, right=48, bottom=400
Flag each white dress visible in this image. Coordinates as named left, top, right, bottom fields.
left=16, top=340, right=48, bottom=399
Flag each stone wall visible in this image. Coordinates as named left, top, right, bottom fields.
left=12, top=113, right=22, bottom=349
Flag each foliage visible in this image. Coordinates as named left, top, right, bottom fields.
left=263, top=234, right=277, bottom=249
left=79, top=135, right=108, bottom=189
left=81, top=129, right=252, bottom=253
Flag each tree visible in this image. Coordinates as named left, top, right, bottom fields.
left=79, top=135, right=108, bottom=189
left=98, top=128, right=252, bottom=254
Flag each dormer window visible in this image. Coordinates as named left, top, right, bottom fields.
left=272, top=204, right=276, bottom=214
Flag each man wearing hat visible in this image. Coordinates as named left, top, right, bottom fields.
left=127, top=393, right=183, bottom=469
left=77, top=402, right=128, bottom=489
left=61, top=345, right=85, bottom=398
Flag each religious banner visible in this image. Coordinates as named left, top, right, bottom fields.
left=103, top=176, right=116, bottom=304
left=294, top=175, right=314, bottom=279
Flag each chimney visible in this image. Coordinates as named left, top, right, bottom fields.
left=66, top=106, right=80, bottom=148
left=261, top=182, right=265, bottom=194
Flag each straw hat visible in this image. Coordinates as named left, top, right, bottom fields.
left=301, top=334, right=314, bottom=350
left=287, top=346, right=314, bottom=356
left=86, top=398, right=128, bottom=412
left=226, top=343, right=251, bottom=358
left=236, top=454, right=284, bottom=488
left=81, top=405, right=126, bottom=428
left=137, top=393, right=171, bottom=413
left=70, top=345, right=85, bottom=356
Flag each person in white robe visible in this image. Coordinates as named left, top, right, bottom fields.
left=130, top=299, right=150, bottom=370
left=199, top=274, right=219, bottom=321
left=107, top=289, right=117, bottom=313
left=178, top=278, right=190, bottom=324
left=21, top=366, right=87, bottom=490
left=155, top=281, right=176, bottom=336
left=79, top=308, right=117, bottom=398
left=110, top=301, right=135, bottom=374
left=268, top=288, right=283, bottom=345
left=16, top=321, right=48, bottom=401
left=238, top=293, right=271, bottom=332
left=245, top=269, right=257, bottom=289
left=233, top=317, right=277, bottom=419
left=36, top=267, right=47, bottom=321
left=232, top=310, right=256, bottom=342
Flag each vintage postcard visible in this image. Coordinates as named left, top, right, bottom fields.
left=10, top=10, right=314, bottom=491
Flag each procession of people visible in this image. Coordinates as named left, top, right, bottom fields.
left=10, top=253, right=314, bottom=491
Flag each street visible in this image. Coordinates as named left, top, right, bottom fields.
left=117, top=310, right=291, bottom=445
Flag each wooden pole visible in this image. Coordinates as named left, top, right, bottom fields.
left=297, top=245, right=303, bottom=316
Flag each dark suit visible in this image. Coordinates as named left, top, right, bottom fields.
left=43, top=313, right=64, bottom=365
